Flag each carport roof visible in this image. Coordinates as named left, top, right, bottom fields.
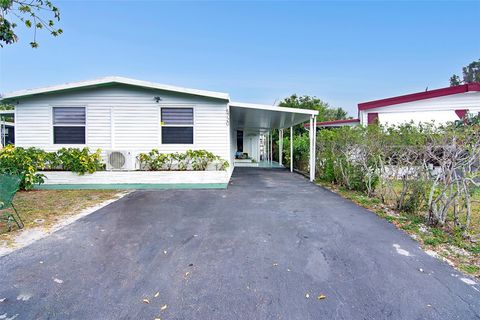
left=229, top=101, right=318, bottom=131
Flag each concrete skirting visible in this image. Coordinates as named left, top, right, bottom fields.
left=37, top=170, right=231, bottom=189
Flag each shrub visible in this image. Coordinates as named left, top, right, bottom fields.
left=0, top=146, right=47, bottom=190
left=188, top=150, right=217, bottom=171
left=56, top=148, right=104, bottom=174
left=283, top=133, right=310, bottom=172
left=311, top=121, right=480, bottom=232
left=316, top=126, right=380, bottom=195
left=137, top=149, right=229, bottom=171
left=0, top=146, right=104, bottom=190
left=138, top=149, right=169, bottom=171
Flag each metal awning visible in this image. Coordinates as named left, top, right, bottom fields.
left=229, top=101, right=317, bottom=132
left=229, top=101, right=318, bottom=181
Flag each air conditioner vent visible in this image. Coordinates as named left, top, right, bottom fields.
left=109, top=151, right=126, bottom=169
left=106, top=150, right=134, bottom=171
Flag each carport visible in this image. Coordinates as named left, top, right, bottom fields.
left=229, top=102, right=318, bottom=181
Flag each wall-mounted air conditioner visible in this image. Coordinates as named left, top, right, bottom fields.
left=106, top=150, right=135, bottom=171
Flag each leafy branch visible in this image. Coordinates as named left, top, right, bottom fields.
left=0, top=0, right=62, bottom=48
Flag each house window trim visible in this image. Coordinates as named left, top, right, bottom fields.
left=159, top=105, right=196, bottom=146
left=51, top=105, right=88, bottom=146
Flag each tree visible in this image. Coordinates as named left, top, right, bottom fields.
left=279, top=94, right=351, bottom=122
left=0, top=0, right=62, bottom=48
left=449, top=74, right=461, bottom=86
left=273, top=95, right=351, bottom=164
left=450, top=59, right=480, bottom=86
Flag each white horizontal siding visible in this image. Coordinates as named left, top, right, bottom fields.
left=360, top=92, right=480, bottom=125
left=112, top=106, right=159, bottom=150
left=15, top=105, right=52, bottom=149
left=87, top=106, right=111, bottom=150
left=13, top=85, right=231, bottom=163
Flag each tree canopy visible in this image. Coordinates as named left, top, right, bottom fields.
left=0, top=0, right=62, bottom=48
left=279, top=94, right=350, bottom=122
left=450, top=59, right=480, bottom=86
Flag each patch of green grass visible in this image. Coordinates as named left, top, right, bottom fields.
left=460, top=264, right=480, bottom=274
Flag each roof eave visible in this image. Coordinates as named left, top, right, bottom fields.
left=1, top=76, right=230, bottom=102
left=230, top=101, right=319, bottom=116
left=358, top=83, right=480, bottom=111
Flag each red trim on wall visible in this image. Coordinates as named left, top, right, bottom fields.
left=455, top=109, right=468, bottom=119
left=367, top=113, right=378, bottom=125
left=358, top=83, right=480, bottom=111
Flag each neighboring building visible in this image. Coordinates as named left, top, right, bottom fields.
left=306, top=83, right=480, bottom=129
left=1, top=77, right=319, bottom=180
left=358, top=83, right=480, bottom=126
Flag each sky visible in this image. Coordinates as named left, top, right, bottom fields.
left=1, top=0, right=479, bottom=116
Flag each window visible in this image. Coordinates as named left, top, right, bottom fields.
left=161, top=108, right=194, bottom=144
left=53, top=107, right=86, bottom=144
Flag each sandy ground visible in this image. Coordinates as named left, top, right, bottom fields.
left=0, top=191, right=130, bottom=257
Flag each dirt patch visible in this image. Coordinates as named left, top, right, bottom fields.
left=0, top=191, right=129, bottom=256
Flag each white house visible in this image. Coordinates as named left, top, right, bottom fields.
left=1, top=76, right=318, bottom=187
left=358, top=83, right=480, bottom=126
left=306, top=83, right=480, bottom=130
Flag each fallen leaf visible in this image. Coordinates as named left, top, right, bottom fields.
left=161, top=304, right=168, bottom=311
left=317, top=294, right=326, bottom=300
left=154, top=291, right=160, bottom=298
left=143, top=298, right=150, bottom=304
left=305, top=293, right=310, bottom=298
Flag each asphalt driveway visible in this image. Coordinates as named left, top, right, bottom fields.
left=1, top=168, right=479, bottom=319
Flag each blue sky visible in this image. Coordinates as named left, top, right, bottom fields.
left=1, top=1, right=479, bottom=116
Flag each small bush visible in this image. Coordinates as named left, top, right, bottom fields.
left=0, top=145, right=47, bottom=190
left=138, top=149, right=229, bottom=171
left=56, top=148, right=104, bottom=174
left=0, top=146, right=104, bottom=190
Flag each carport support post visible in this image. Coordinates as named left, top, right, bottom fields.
left=290, top=126, right=293, bottom=172
left=278, top=129, right=283, bottom=166
left=270, top=131, right=273, bottom=163
left=309, top=116, right=316, bottom=182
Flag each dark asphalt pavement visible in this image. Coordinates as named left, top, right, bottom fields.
left=1, top=168, right=479, bottom=319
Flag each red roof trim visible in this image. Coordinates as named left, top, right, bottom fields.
left=304, top=118, right=360, bottom=127
left=358, top=83, right=480, bottom=111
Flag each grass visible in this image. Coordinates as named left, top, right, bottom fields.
left=316, top=180, right=480, bottom=278
left=0, top=190, right=120, bottom=243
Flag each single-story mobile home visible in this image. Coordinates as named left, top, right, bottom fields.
left=1, top=77, right=319, bottom=187
left=358, top=83, right=480, bottom=125
left=307, top=83, right=480, bottom=129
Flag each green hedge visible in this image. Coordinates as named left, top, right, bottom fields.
left=0, top=146, right=104, bottom=190
left=315, top=122, right=480, bottom=230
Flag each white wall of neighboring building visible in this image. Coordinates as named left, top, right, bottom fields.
left=13, top=85, right=231, bottom=166
left=359, top=91, right=480, bottom=126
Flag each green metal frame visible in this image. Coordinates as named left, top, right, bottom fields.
left=0, top=174, right=24, bottom=231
